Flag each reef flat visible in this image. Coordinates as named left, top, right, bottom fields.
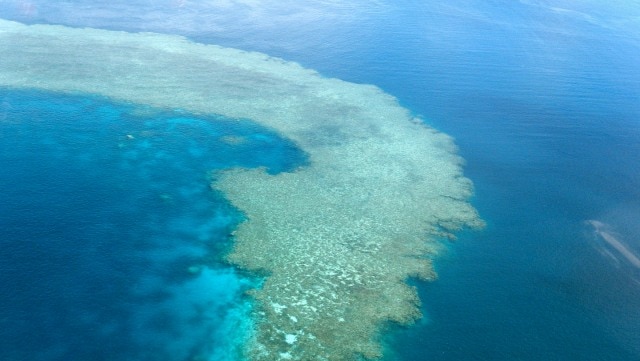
left=0, top=19, right=483, bottom=360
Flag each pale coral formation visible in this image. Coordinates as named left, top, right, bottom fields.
left=0, top=19, right=483, bottom=360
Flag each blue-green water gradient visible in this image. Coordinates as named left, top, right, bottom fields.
left=0, top=0, right=639, bottom=360
left=0, top=88, right=306, bottom=361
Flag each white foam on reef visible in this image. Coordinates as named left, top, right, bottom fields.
left=0, top=19, right=483, bottom=360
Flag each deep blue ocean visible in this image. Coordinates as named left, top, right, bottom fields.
left=1, top=1, right=639, bottom=360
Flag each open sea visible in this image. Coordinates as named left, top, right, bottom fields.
left=1, top=1, right=639, bottom=360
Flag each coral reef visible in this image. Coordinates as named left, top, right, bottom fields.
left=0, top=19, right=483, bottom=360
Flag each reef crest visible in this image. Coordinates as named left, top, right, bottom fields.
left=0, top=19, right=483, bottom=360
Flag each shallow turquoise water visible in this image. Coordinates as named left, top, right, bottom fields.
left=0, top=89, right=305, bottom=360
left=1, top=1, right=640, bottom=360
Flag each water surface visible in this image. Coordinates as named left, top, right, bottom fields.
left=1, top=1, right=639, bottom=360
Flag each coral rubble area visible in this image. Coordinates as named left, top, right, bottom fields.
left=0, top=19, right=483, bottom=360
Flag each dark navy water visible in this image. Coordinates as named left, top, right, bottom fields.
left=1, top=1, right=640, bottom=360
left=0, top=89, right=305, bottom=360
